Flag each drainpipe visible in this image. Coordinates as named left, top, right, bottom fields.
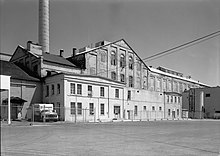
left=164, top=92, right=166, bottom=119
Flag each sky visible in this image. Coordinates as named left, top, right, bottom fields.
left=1, top=0, right=220, bottom=86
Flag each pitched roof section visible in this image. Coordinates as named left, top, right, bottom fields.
left=43, top=52, right=78, bottom=68
left=0, top=60, right=40, bottom=81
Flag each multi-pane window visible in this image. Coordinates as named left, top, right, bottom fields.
left=77, top=84, right=82, bottom=95
left=129, top=56, right=133, bottom=69
left=136, top=77, right=141, bottom=89
left=163, top=80, right=167, bottom=91
left=159, top=107, right=162, bottom=111
left=129, top=76, right=133, bottom=87
left=150, top=77, right=155, bottom=91
left=168, top=81, right=172, bottom=91
left=177, top=109, right=179, bottom=116
left=143, top=106, right=146, bottom=111
left=175, top=96, right=177, bottom=103
left=57, top=84, right=60, bottom=94
left=77, top=102, right=82, bottom=115
left=115, top=89, right=119, bottom=98
left=167, top=96, right=169, bottom=103
left=46, top=85, right=49, bottom=97
left=168, top=109, right=171, bottom=116
left=101, top=51, right=106, bottom=62
left=100, top=87, right=104, bottom=97
left=134, top=105, right=138, bottom=116
left=111, top=50, right=117, bottom=66
left=89, top=103, right=94, bottom=115
left=70, top=102, right=76, bottom=115
left=88, top=85, right=92, bottom=97
left=171, top=96, right=173, bottom=103
left=70, top=83, right=75, bottom=94
left=120, top=74, right=125, bottom=82
left=127, top=90, right=131, bottom=100
left=178, top=97, right=180, bottom=103
left=157, top=78, right=161, bottom=91
left=136, top=60, right=141, bottom=71
left=120, top=54, right=125, bottom=67
left=152, top=106, right=155, bottom=111
left=111, top=72, right=117, bottom=80
left=51, top=84, right=54, bottom=95
left=100, top=104, right=105, bottom=115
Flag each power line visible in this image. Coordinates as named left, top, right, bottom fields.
left=142, top=30, right=220, bottom=61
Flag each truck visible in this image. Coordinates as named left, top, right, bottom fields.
left=27, top=104, right=58, bottom=122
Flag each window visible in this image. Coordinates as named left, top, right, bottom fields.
left=89, top=103, right=94, bottom=115
left=51, top=84, right=54, bottom=95
left=77, top=103, right=82, bottom=115
left=90, top=67, right=96, bottom=75
left=167, top=96, right=169, bottom=103
left=157, top=78, right=161, bottom=91
left=70, top=83, right=75, bottom=94
left=134, top=105, right=138, bottom=116
left=120, top=74, right=125, bottom=82
left=175, top=96, right=177, bottom=103
left=101, top=51, right=106, bottom=62
left=57, top=84, right=60, bottom=94
left=163, top=80, right=167, bottom=91
left=129, top=56, right=133, bottom=69
left=100, top=104, right=105, bottom=115
left=177, top=109, right=179, bottom=116
left=88, top=85, right=92, bottom=97
left=171, top=96, right=173, bottom=103
left=46, top=85, right=49, bottom=97
left=178, top=97, right=180, bottom=103
left=115, top=89, right=119, bottom=98
left=100, top=87, right=104, bottom=97
left=152, top=106, right=155, bottom=111
left=159, top=107, right=162, bottom=111
left=120, top=54, right=125, bottom=68
left=111, top=72, right=117, bottom=80
left=111, top=50, right=117, bottom=66
left=136, top=60, right=141, bottom=71
left=168, top=109, right=171, bottom=116
left=168, top=81, right=172, bottom=91
left=127, top=90, right=131, bottom=100
left=77, top=84, right=82, bottom=95
left=143, top=106, right=146, bottom=111
left=205, top=94, right=210, bottom=97
left=150, top=77, right=155, bottom=91
left=129, top=76, right=133, bottom=87
left=70, top=102, right=76, bottom=115
left=136, top=77, right=141, bottom=88
left=143, top=76, right=147, bottom=89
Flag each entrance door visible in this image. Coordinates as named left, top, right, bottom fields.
left=114, top=106, right=120, bottom=119
left=127, top=110, right=131, bottom=120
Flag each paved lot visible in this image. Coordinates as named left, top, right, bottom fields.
left=1, top=120, right=220, bottom=156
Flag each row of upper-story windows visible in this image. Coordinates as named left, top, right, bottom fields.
left=149, top=76, right=197, bottom=92
left=167, top=95, right=181, bottom=103
left=134, top=105, right=163, bottom=116
left=69, top=83, right=120, bottom=99
left=45, top=84, right=61, bottom=97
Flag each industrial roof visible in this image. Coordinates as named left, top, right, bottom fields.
left=0, top=60, right=40, bottom=81
left=43, top=52, right=78, bottom=68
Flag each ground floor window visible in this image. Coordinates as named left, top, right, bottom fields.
left=100, top=104, right=105, bottom=115
left=177, top=109, right=179, bottom=116
left=89, top=103, right=94, bottom=115
left=70, top=102, right=75, bottom=115
left=168, top=109, right=171, bottom=116
left=77, top=102, right=82, bottom=115
left=134, top=105, right=138, bottom=116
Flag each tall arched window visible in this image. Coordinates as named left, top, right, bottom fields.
left=129, top=76, right=134, bottom=87
left=101, top=51, right=106, bottom=62
left=111, top=71, right=117, bottom=80
left=129, top=56, right=133, bottom=70
left=111, top=51, right=117, bottom=66
left=120, top=54, right=125, bottom=67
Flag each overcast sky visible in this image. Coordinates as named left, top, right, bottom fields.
left=1, top=0, right=220, bottom=86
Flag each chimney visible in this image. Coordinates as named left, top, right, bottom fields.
left=39, top=0, right=49, bottom=53
left=72, top=48, right=77, bottom=57
left=60, top=49, right=64, bottom=57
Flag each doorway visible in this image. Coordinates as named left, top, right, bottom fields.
left=114, top=106, right=120, bottom=119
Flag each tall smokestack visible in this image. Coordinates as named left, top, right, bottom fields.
left=39, top=0, right=49, bottom=53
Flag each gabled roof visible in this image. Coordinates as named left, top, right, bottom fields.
left=43, top=52, right=78, bottom=68
left=0, top=60, right=40, bottom=81
left=67, top=39, right=150, bottom=70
